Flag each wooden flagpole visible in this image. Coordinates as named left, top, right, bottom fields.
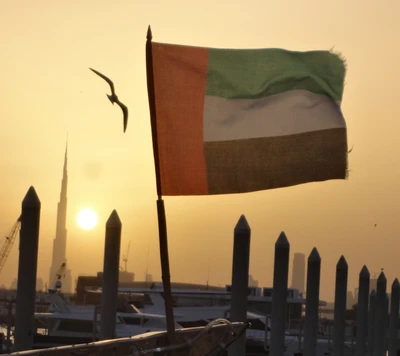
left=145, top=25, right=177, bottom=345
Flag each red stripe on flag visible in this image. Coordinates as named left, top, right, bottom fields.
left=152, top=43, right=209, bottom=195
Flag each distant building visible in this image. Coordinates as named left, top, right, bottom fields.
left=291, top=253, right=306, bottom=294
left=249, top=274, right=259, bottom=287
left=354, top=287, right=359, bottom=301
left=49, top=144, right=73, bottom=293
left=119, top=271, right=135, bottom=284
left=36, top=277, right=44, bottom=292
left=72, top=275, right=226, bottom=305
left=8, top=276, right=44, bottom=292
left=347, top=291, right=355, bottom=309
left=370, top=277, right=378, bottom=294
left=10, top=278, right=17, bottom=290
left=96, top=270, right=135, bottom=284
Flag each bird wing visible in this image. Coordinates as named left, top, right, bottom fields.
left=116, top=99, right=128, bottom=133
left=89, top=68, right=115, bottom=96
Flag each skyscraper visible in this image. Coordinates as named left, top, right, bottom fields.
left=49, top=144, right=72, bottom=293
left=291, top=253, right=306, bottom=294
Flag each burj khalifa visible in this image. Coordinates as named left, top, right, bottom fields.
left=48, top=144, right=72, bottom=293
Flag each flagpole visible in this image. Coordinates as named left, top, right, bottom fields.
left=146, top=25, right=177, bottom=345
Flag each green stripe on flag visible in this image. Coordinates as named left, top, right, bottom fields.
left=206, top=48, right=345, bottom=101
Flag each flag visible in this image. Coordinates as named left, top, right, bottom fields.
left=148, top=41, right=348, bottom=196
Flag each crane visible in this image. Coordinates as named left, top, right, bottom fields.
left=122, top=241, right=131, bottom=272
left=0, top=216, right=22, bottom=276
left=48, top=262, right=67, bottom=293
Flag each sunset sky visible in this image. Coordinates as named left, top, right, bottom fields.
left=0, top=0, right=399, bottom=302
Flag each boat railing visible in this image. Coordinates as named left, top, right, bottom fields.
left=4, top=319, right=247, bottom=356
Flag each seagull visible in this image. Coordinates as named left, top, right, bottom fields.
left=89, top=68, right=128, bottom=133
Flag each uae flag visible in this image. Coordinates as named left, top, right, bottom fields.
left=147, top=41, right=348, bottom=196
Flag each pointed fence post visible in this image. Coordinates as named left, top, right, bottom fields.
left=93, top=305, right=101, bottom=341
left=100, top=210, right=122, bottom=340
left=384, top=294, right=389, bottom=352
left=14, top=187, right=41, bottom=352
left=228, top=215, right=251, bottom=356
left=6, top=301, right=12, bottom=353
left=303, top=247, right=321, bottom=356
left=333, top=256, right=348, bottom=356
left=388, top=279, right=399, bottom=356
left=368, top=290, right=376, bottom=356
left=355, top=265, right=370, bottom=356
left=374, top=272, right=387, bottom=356
left=270, top=232, right=290, bottom=356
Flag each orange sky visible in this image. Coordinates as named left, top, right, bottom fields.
left=0, top=0, right=399, bottom=302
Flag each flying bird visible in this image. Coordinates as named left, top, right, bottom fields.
left=348, top=145, right=354, bottom=154
left=89, top=68, right=128, bottom=133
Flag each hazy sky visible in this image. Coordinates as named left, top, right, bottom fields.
left=0, top=0, right=399, bottom=302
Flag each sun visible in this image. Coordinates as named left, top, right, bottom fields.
left=77, top=208, right=98, bottom=230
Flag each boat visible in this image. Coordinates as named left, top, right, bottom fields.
left=33, top=293, right=182, bottom=349
left=34, top=289, right=277, bottom=353
left=85, top=286, right=300, bottom=354
left=85, top=284, right=357, bottom=355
